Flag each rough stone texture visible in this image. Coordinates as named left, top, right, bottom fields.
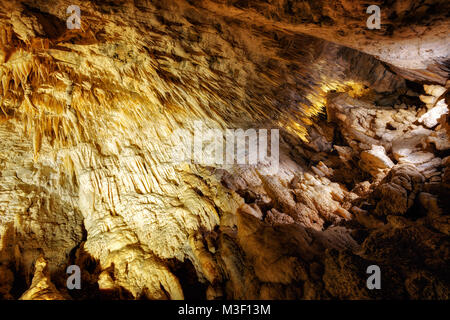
left=0, top=0, right=448, bottom=300
left=19, top=256, right=67, bottom=300
left=373, top=164, right=425, bottom=216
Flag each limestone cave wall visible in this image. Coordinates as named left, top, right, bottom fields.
left=0, top=0, right=449, bottom=300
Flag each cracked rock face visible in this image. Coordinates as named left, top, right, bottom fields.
left=0, top=0, right=449, bottom=300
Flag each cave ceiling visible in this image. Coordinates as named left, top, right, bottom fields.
left=0, top=0, right=449, bottom=300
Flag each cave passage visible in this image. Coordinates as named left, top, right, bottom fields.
left=0, top=0, right=449, bottom=301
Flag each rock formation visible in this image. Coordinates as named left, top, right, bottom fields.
left=0, top=0, right=448, bottom=300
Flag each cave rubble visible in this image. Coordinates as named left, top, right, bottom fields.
left=0, top=0, right=449, bottom=300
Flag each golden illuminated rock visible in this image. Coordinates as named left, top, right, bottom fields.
left=0, top=0, right=448, bottom=300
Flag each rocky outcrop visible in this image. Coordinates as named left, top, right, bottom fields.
left=19, top=256, right=66, bottom=300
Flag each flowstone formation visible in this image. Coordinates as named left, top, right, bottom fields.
left=0, top=0, right=449, bottom=300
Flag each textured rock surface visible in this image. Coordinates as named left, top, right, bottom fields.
left=19, top=256, right=66, bottom=300
left=0, top=0, right=449, bottom=300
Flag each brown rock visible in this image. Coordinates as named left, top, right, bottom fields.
left=374, top=164, right=424, bottom=216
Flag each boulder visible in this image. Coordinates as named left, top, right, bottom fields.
left=360, top=145, right=394, bottom=176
